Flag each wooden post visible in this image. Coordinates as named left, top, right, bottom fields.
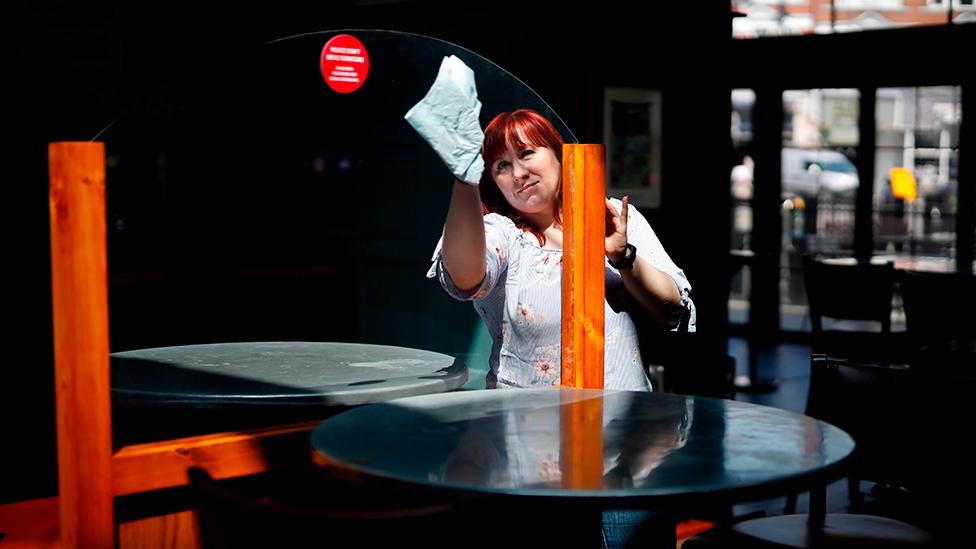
left=561, top=144, right=605, bottom=389
left=49, top=142, right=115, bottom=548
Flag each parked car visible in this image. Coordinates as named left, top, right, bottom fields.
left=781, top=148, right=859, bottom=197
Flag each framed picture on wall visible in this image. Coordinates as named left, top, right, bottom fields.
left=603, top=87, right=662, bottom=208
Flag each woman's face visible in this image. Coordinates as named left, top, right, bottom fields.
left=490, top=136, right=561, bottom=218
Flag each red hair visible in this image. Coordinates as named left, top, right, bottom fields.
left=479, top=109, right=564, bottom=246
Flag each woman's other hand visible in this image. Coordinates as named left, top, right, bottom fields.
left=605, top=195, right=629, bottom=263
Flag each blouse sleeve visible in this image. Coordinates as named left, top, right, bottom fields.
left=426, top=213, right=517, bottom=301
left=617, top=199, right=692, bottom=295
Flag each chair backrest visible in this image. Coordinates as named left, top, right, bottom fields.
left=806, top=356, right=927, bottom=490
left=801, top=255, right=896, bottom=334
left=188, top=467, right=461, bottom=549
left=898, top=269, right=976, bottom=345
left=806, top=355, right=976, bottom=498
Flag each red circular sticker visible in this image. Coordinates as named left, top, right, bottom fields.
left=320, top=34, right=370, bottom=94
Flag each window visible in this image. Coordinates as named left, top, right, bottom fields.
left=874, top=87, right=961, bottom=261
left=733, top=0, right=965, bottom=39
left=780, top=89, right=861, bottom=330
left=729, top=89, right=756, bottom=326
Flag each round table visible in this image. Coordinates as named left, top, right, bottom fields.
left=112, top=341, right=467, bottom=407
left=111, top=341, right=467, bottom=443
left=310, top=388, right=853, bottom=509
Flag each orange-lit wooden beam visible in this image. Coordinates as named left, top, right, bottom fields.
left=49, top=142, right=115, bottom=548
left=561, top=144, right=605, bottom=389
left=0, top=497, right=61, bottom=548
left=111, top=420, right=318, bottom=496
left=46, top=143, right=321, bottom=549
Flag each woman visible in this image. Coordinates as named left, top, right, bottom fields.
left=425, top=108, right=692, bottom=390
left=406, top=58, right=691, bottom=548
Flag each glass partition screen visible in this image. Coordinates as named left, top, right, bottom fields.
left=99, top=30, right=577, bottom=387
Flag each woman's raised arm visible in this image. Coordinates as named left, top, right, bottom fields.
left=441, top=180, right=488, bottom=294
left=405, top=56, right=488, bottom=295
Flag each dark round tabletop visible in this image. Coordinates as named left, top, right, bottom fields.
left=111, top=341, right=468, bottom=408
left=311, top=388, right=854, bottom=505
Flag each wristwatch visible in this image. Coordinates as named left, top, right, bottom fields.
left=608, top=243, right=637, bottom=270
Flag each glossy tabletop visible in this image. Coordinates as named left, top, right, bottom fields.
left=111, top=342, right=467, bottom=408
left=311, top=388, right=854, bottom=505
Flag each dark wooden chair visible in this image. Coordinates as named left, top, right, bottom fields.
left=798, top=355, right=973, bottom=538
left=188, top=467, right=465, bottom=549
left=801, top=255, right=899, bottom=363
left=687, top=352, right=976, bottom=545
left=803, top=355, right=930, bottom=504
left=643, top=332, right=736, bottom=399
left=683, top=357, right=943, bottom=548
left=898, top=269, right=976, bottom=375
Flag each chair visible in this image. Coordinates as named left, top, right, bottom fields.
left=188, top=467, right=465, bottom=549
left=898, top=269, right=976, bottom=374
left=801, top=255, right=899, bottom=363
left=640, top=290, right=735, bottom=399
left=799, top=355, right=975, bottom=538
left=682, top=513, right=935, bottom=548
left=643, top=333, right=736, bottom=399
left=682, top=355, right=946, bottom=548
left=803, top=355, right=930, bottom=503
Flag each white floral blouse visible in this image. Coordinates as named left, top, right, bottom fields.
left=427, top=198, right=693, bottom=391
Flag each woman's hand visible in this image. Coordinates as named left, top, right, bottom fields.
left=604, top=196, right=682, bottom=327
left=605, top=195, right=629, bottom=263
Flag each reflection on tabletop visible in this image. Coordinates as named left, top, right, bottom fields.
left=442, top=390, right=691, bottom=490
left=311, top=389, right=853, bottom=503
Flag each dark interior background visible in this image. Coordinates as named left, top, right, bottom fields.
left=3, top=0, right=971, bottom=504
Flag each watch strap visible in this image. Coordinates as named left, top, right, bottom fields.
left=609, top=243, right=637, bottom=270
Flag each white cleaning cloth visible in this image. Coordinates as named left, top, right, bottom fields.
left=404, top=55, right=484, bottom=185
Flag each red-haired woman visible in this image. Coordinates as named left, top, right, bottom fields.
left=423, top=107, right=693, bottom=390
left=406, top=58, right=691, bottom=548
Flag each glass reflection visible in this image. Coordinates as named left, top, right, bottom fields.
left=440, top=390, right=692, bottom=490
